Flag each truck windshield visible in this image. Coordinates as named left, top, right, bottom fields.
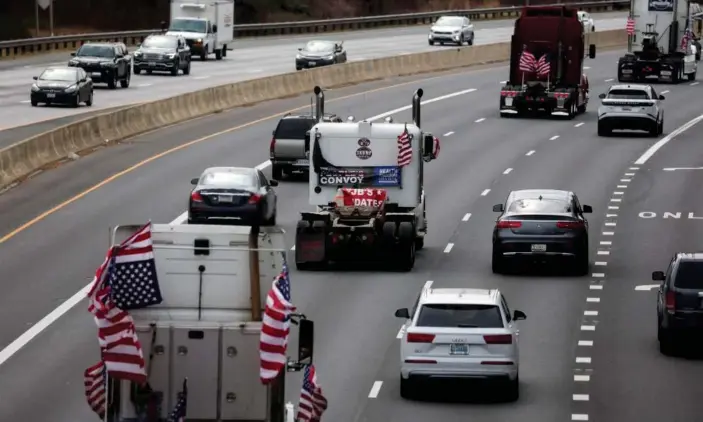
left=607, top=89, right=649, bottom=100
left=170, top=18, right=207, bottom=33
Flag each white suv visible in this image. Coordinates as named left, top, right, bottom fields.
left=394, top=286, right=526, bottom=401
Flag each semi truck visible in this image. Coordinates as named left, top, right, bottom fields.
left=166, top=0, right=234, bottom=61
left=499, top=6, right=597, bottom=118
left=102, top=223, right=312, bottom=422
left=617, top=0, right=699, bottom=83
left=294, top=86, right=440, bottom=272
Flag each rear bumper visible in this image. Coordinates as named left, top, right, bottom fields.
left=189, top=203, right=260, bottom=223
left=271, top=158, right=309, bottom=171
left=598, top=115, right=656, bottom=130
left=494, top=238, right=580, bottom=257
left=500, top=92, right=575, bottom=115
left=401, top=360, right=517, bottom=381
left=663, top=313, right=703, bottom=331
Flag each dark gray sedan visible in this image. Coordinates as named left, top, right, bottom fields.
left=188, top=167, right=278, bottom=226
left=295, top=40, right=347, bottom=70
left=491, top=189, right=592, bottom=275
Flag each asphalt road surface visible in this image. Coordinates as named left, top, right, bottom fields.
left=0, top=12, right=627, bottom=144
left=1, top=47, right=702, bottom=422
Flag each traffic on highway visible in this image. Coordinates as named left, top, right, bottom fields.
left=1, top=1, right=703, bottom=422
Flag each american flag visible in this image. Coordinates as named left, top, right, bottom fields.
left=296, top=364, right=328, bottom=422
left=519, top=49, right=536, bottom=73
left=536, top=53, right=551, bottom=77
left=626, top=17, right=635, bottom=36
left=167, top=378, right=188, bottom=422
left=259, top=255, right=297, bottom=384
left=84, top=360, right=107, bottom=419
left=397, top=126, right=412, bottom=167
left=681, top=16, right=693, bottom=50
left=432, top=135, right=440, bottom=159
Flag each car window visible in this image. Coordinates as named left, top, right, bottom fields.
left=304, top=41, right=334, bottom=52
left=77, top=45, right=115, bottom=58
left=607, top=89, right=650, bottom=100
left=416, top=304, right=505, bottom=328
left=39, top=68, right=79, bottom=82
left=506, top=197, right=571, bottom=214
left=200, top=171, right=255, bottom=187
left=274, top=118, right=315, bottom=140
left=436, top=16, right=463, bottom=26
left=256, top=170, right=268, bottom=187
left=500, top=297, right=511, bottom=323
left=673, top=261, right=703, bottom=289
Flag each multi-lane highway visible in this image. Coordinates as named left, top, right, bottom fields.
left=0, top=12, right=627, bottom=143
left=1, top=44, right=703, bottom=422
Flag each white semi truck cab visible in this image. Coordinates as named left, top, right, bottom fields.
left=166, top=0, right=235, bottom=61
left=294, top=86, right=439, bottom=272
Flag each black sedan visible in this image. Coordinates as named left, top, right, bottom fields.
left=188, top=167, right=278, bottom=226
left=491, top=189, right=592, bottom=275
left=295, top=40, right=347, bottom=71
left=30, top=66, right=94, bottom=107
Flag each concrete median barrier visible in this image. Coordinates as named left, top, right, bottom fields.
left=0, top=29, right=626, bottom=190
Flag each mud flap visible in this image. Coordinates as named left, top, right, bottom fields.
left=295, top=220, right=327, bottom=267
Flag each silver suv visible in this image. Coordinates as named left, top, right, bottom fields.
left=428, top=16, right=474, bottom=46
left=597, top=84, right=664, bottom=137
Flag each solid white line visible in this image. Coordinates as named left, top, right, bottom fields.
left=595, top=261, right=607, bottom=266
left=443, top=243, right=454, bottom=253
left=633, top=114, right=703, bottom=164
left=586, top=297, right=600, bottom=303
left=526, top=150, right=535, bottom=156
left=573, top=394, right=590, bottom=401
left=581, top=325, right=596, bottom=331
left=574, top=122, right=584, bottom=127
left=608, top=206, right=619, bottom=210
left=600, top=241, right=612, bottom=245
left=462, top=213, right=472, bottom=222
left=481, top=189, right=491, bottom=196
left=605, top=78, right=614, bottom=82
left=503, top=168, right=513, bottom=175
left=597, top=250, right=610, bottom=255
left=549, top=135, right=560, bottom=140
left=584, top=310, right=598, bottom=316
left=592, top=273, right=605, bottom=278
left=635, top=284, right=660, bottom=291
left=368, top=88, right=477, bottom=122
left=602, top=232, right=614, bottom=236
left=574, top=374, right=591, bottom=381
left=475, top=118, right=486, bottom=123
left=572, top=415, right=589, bottom=421
left=368, top=381, right=383, bottom=398
left=193, top=75, right=211, bottom=80
left=575, top=357, right=591, bottom=363
left=589, top=285, right=603, bottom=290
left=444, top=131, right=454, bottom=136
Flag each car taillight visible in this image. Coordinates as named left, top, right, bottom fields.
left=407, top=333, right=435, bottom=343
left=248, top=194, right=262, bottom=204
left=483, top=334, right=512, bottom=344
left=496, top=220, right=521, bottom=229
left=270, top=137, right=276, bottom=155
left=191, top=191, right=203, bottom=202
left=556, top=221, right=585, bottom=229
left=665, top=290, right=675, bottom=311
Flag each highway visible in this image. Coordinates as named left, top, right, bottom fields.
left=1, top=47, right=703, bottom=422
left=0, top=12, right=627, bottom=144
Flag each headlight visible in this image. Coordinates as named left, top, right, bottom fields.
left=167, top=53, right=176, bottom=59
left=296, top=54, right=302, bottom=59
left=134, top=52, right=142, bottom=57
left=31, top=84, right=39, bottom=91
left=65, top=84, right=77, bottom=93
left=68, top=59, right=78, bottom=65
left=324, top=55, right=334, bottom=60
left=196, top=38, right=203, bottom=43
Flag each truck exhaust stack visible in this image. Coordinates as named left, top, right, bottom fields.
left=314, top=86, right=325, bottom=122
left=412, top=88, right=423, bottom=127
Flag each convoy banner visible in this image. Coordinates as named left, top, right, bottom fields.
left=317, top=166, right=401, bottom=187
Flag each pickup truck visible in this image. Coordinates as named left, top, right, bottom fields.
left=269, top=112, right=343, bottom=180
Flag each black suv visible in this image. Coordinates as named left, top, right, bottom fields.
left=654, top=253, right=703, bottom=355
left=68, top=42, right=131, bottom=89
left=133, top=34, right=192, bottom=76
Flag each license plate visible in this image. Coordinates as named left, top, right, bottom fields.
left=661, top=70, right=672, bottom=76
left=308, top=61, right=316, bottom=66
left=450, top=344, right=469, bottom=355
left=219, top=195, right=233, bottom=203
left=294, top=159, right=309, bottom=166
left=148, top=62, right=156, bottom=66
left=46, top=93, right=56, bottom=98
left=621, top=106, right=631, bottom=111
left=505, top=97, right=513, bottom=106
left=92, top=72, right=101, bottom=78
left=531, top=244, right=547, bottom=252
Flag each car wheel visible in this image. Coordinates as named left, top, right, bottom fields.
left=458, top=34, right=464, bottom=46
left=107, top=73, right=117, bottom=89
left=134, top=68, right=141, bottom=75
left=658, top=119, right=664, bottom=135
left=272, top=164, right=283, bottom=180
left=71, top=94, right=80, bottom=108
left=658, top=327, right=676, bottom=356
left=85, top=91, right=93, bottom=107
left=183, top=61, right=191, bottom=75
left=492, top=248, right=504, bottom=274
left=505, top=375, right=519, bottom=402
left=171, top=61, right=179, bottom=76
left=468, top=34, right=474, bottom=46
left=30, top=99, right=38, bottom=107
left=649, top=121, right=659, bottom=137
left=428, top=40, right=434, bottom=46
left=574, top=246, right=589, bottom=276
left=120, top=70, right=130, bottom=88
left=399, top=376, right=416, bottom=400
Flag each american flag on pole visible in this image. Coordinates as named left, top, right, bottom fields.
left=681, top=16, right=693, bottom=50
left=397, top=126, right=412, bottom=167
left=519, top=49, right=536, bottom=73
left=84, top=360, right=107, bottom=419
left=260, top=255, right=297, bottom=384
left=626, top=17, right=635, bottom=36
left=536, top=53, right=551, bottom=77
left=167, top=378, right=188, bottom=422
left=296, top=364, right=328, bottom=422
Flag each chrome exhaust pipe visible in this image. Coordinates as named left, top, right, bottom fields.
left=412, top=88, right=423, bottom=127
left=314, top=86, right=325, bottom=122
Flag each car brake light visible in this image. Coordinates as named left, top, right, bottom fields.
left=269, top=137, right=276, bottom=155
left=248, top=194, right=262, bottom=204
left=406, top=333, right=435, bottom=343
left=481, top=361, right=514, bottom=365
left=404, top=359, right=437, bottom=364
left=483, top=334, right=512, bottom=344
left=556, top=221, right=585, bottom=229
left=496, top=220, right=521, bottom=229
left=665, top=290, right=675, bottom=311
left=191, top=191, right=203, bottom=202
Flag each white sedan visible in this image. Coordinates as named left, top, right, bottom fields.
left=578, top=11, right=595, bottom=32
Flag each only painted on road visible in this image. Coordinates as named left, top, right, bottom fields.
left=638, top=211, right=703, bottom=219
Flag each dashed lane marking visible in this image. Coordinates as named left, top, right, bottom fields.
left=481, top=189, right=491, bottom=196
left=574, top=122, right=584, bottom=127
left=549, top=135, right=560, bottom=140
left=586, top=297, right=600, bottom=303
left=526, top=150, right=535, bottom=156
left=624, top=172, right=636, bottom=176
left=691, top=82, right=699, bottom=86
left=584, top=310, right=598, bottom=316
left=443, top=243, right=454, bottom=253
left=594, top=261, right=607, bottom=266
left=635, top=284, right=659, bottom=291
left=605, top=78, right=614, bottom=82
left=574, top=375, right=591, bottom=381
left=444, top=131, right=454, bottom=136
left=475, top=118, right=486, bottom=123
left=592, top=273, right=605, bottom=278
left=608, top=206, right=619, bottom=210
left=620, top=178, right=631, bottom=182
left=602, top=232, right=614, bottom=236
left=576, top=357, right=592, bottom=363
left=599, top=241, right=612, bottom=245
left=573, top=394, right=590, bottom=401
left=661, top=90, right=670, bottom=94
left=580, top=325, right=596, bottom=331
left=503, top=168, right=513, bottom=175
left=589, top=285, right=603, bottom=290
left=571, top=414, right=589, bottom=421
left=578, top=340, right=593, bottom=347
left=462, top=213, right=472, bottom=222
left=368, top=381, right=383, bottom=398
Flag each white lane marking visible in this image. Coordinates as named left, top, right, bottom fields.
left=503, top=168, right=513, bottom=175
left=597, top=250, right=610, bottom=255
left=573, top=394, right=590, bottom=401
left=19, top=100, right=30, bottom=104
left=571, top=415, right=589, bottom=421
left=584, top=310, right=598, bottom=316
left=606, top=213, right=617, bottom=217
left=589, top=285, right=603, bottom=290
left=137, top=83, right=153, bottom=87
left=663, top=166, right=703, bottom=171
left=616, top=185, right=627, bottom=188
left=605, top=78, right=614, bottom=82
left=620, top=178, right=631, bottom=182
left=368, top=88, right=477, bottom=121
left=368, top=381, right=383, bottom=398
left=575, top=374, right=591, bottom=381
left=578, top=340, right=593, bottom=347
left=481, top=189, right=491, bottom=196
left=624, top=172, right=635, bottom=176
left=193, top=75, right=211, bottom=80
left=443, top=243, right=454, bottom=253
left=587, top=297, right=600, bottom=303
left=462, top=213, right=472, bottom=222
left=600, top=241, right=612, bottom=245
left=610, top=198, right=622, bottom=203
left=595, top=261, right=607, bottom=266
left=581, top=325, right=596, bottom=331
left=592, top=273, right=605, bottom=278
left=605, top=222, right=616, bottom=227
left=475, top=118, right=486, bottom=123
left=575, top=357, right=591, bottom=363
left=602, top=232, right=614, bottom=236
left=635, top=284, right=660, bottom=291
left=444, top=131, right=454, bottom=136
left=574, top=122, right=584, bottom=127
left=291, top=245, right=295, bottom=251
left=549, top=135, right=560, bottom=140
left=526, top=150, right=535, bottom=156
left=500, top=80, right=508, bottom=84
left=629, top=167, right=639, bottom=170
left=613, top=191, right=624, bottom=195
left=584, top=66, right=591, bottom=70
left=635, top=113, right=703, bottom=165
left=661, top=90, right=670, bottom=94
left=691, top=82, right=700, bottom=86
left=608, top=206, right=619, bottom=210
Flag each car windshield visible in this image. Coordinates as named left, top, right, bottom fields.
left=274, top=118, right=315, bottom=140
left=39, top=68, right=77, bottom=82
left=142, top=36, right=177, bottom=49
left=77, top=45, right=115, bottom=58
left=416, top=304, right=504, bottom=328
left=507, top=197, right=571, bottom=213
left=170, top=18, right=207, bottom=33
left=200, top=171, right=255, bottom=187
left=436, top=17, right=463, bottom=26
left=304, top=41, right=334, bottom=52
left=674, top=261, right=703, bottom=289
left=607, top=89, right=650, bottom=100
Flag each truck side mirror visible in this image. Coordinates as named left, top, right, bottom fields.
left=212, top=24, right=218, bottom=33
left=652, top=271, right=665, bottom=281
left=589, top=44, right=596, bottom=59
left=298, top=319, right=314, bottom=365
left=423, top=134, right=435, bottom=160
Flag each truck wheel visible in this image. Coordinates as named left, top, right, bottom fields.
left=200, top=50, right=207, bottom=61
left=183, top=60, right=191, bottom=75
left=577, top=99, right=587, bottom=114
left=215, top=49, right=223, bottom=60
left=120, top=70, right=131, bottom=88
left=272, top=164, right=283, bottom=180
left=415, top=237, right=424, bottom=250
left=688, top=69, right=696, bottom=81
left=397, top=222, right=416, bottom=272
left=222, top=45, right=227, bottom=57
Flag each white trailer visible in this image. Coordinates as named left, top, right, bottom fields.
left=167, top=0, right=234, bottom=61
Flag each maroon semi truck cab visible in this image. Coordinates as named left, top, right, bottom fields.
left=499, top=6, right=596, bottom=119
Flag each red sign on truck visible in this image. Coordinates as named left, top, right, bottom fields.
left=336, top=188, right=388, bottom=208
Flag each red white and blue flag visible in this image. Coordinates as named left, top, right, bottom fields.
left=296, top=364, right=328, bottom=422
left=536, top=53, right=551, bottom=77
left=84, top=360, right=108, bottom=419
left=397, top=126, right=412, bottom=167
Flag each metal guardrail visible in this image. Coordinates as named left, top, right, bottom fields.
left=0, top=0, right=628, bottom=59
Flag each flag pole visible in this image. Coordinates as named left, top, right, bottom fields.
left=103, top=371, right=110, bottom=422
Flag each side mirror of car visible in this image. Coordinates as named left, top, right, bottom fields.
left=493, top=204, right=504, bottom=212
left=652, top=271, right=665, bottom=281
left=513, top=310, right=527, bottom=320
left=70, top=52, right=76, bottom=56
left=582, top=204, right=593, bottom=213
left=32, top=76, right=38, bottom=80
left=659, top=95, right=665, bottom=100
left=598, top=93, right=606, bottom=99
left=422, top=133, right=435, bottom=160
left=190, top=178, right=199, bottom=185
left=394, top=308, right=410, bottom=319
left=212, top=24, right=218, bottom=33
left=298, top=47, right=302, bottom=51
left=80, top=78, right=87, bottom=82
left=269, top=180, right=279, bottom=187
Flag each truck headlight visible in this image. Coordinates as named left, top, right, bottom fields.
left=167, top=53, right=176, bottom=59
left=31, top=84, right=39, bottom=91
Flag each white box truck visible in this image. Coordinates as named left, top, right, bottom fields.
left=167, top=0, right=234, bottom=61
